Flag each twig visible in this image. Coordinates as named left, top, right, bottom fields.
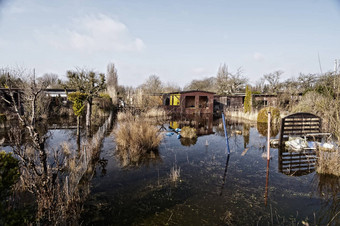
left=327, top=210, right=340, bottom=226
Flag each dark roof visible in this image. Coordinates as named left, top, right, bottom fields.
left=167, top=90, right=215, bottom=95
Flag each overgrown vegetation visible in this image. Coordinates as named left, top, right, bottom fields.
left=113, top=112, right=163, bottom=167
left=316, top=149, right=340, bottom=176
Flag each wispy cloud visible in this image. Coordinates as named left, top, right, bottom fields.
left=37, top=14, right=145, bottom=53
left=253, top=52, right=265, bottom=61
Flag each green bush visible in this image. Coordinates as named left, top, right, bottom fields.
left=67, top=92, right=88, bottom=117
left=257, top=107, right=280, bottom=124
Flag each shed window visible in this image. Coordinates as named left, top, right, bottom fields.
left=185, top=96, right=195, bottom=108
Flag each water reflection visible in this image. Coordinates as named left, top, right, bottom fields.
left=115, top=148, right=162, bottom=168
left=169, top=114, right=214, bottom=136
left=278, top=147, right=317, bottom=176
left=220, top=154, right=231, bottom=196
left=314, top=174, right=340, bottom=225
left=180, top=137, right=197, bottom=146
left=264, top=160, right=270, bottom=206
left=257, top=122, right=279, bottom=137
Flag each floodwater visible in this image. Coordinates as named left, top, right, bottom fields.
left=1, top=114, right=340, bottom=225
left=80, top=115, right=339, bottom=225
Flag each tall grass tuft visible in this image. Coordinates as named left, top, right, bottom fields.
left=316, top=149, right=340, bottom=176
left=114, top=112, right=163, bottom=167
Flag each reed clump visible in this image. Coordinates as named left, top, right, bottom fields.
left=180, top=126, right=197, bottom=139
left=316, top=149, right=340, bottom=176
left=114, top=112, right=163, bottom=167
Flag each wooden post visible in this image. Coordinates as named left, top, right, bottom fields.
left=267, top=111, right=271, bottom=161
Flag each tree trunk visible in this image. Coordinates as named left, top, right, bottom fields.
left=86, top=98, right=92, bottom=129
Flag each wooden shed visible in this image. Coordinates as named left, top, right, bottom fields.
left=164, top=90, right=215, bottom=114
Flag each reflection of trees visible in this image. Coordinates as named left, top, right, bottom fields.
left=256, top=122, right=279, bottom=137
left=314, top=174, right=340, bottom=225
left=243, top=123, right=250, bottom=148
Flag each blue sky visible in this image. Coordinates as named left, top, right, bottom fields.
left=0, top=0, right=339, bottom=87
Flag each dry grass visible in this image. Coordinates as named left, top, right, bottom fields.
left=225, top=111, right=258, bottom=122
left=113, top=113, right=163, bottom=167
left=316, top=149, right=340, bottom=176
left=142, top=107, right=167, bottom=117
left=180, top=126, right=197, bottom=139
left=117, top=111, right=134, bottom=121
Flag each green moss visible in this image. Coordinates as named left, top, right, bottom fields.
left=257, top=107, right=280, bottom=124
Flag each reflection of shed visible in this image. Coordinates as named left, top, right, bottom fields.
left=164, top=90, right=215, bottom=114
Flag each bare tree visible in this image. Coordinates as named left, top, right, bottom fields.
left=37, top=73, right=62, bottom=88
left=297, top=73, right=317, bottom=91
left=229, top=68, right=247, bottom=93
left=141, top=75, right=163, bottom=94
left=106, top=63, right=118, bottom=105
left=216, top=64, right=247, bottom=94
left=184, top=77, right=216, bottom=92
left=216, top=63, right=229, bottom=95
left=263, top=70, right=283, bottom=93
left=163, top=81, right=181, bottom=93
